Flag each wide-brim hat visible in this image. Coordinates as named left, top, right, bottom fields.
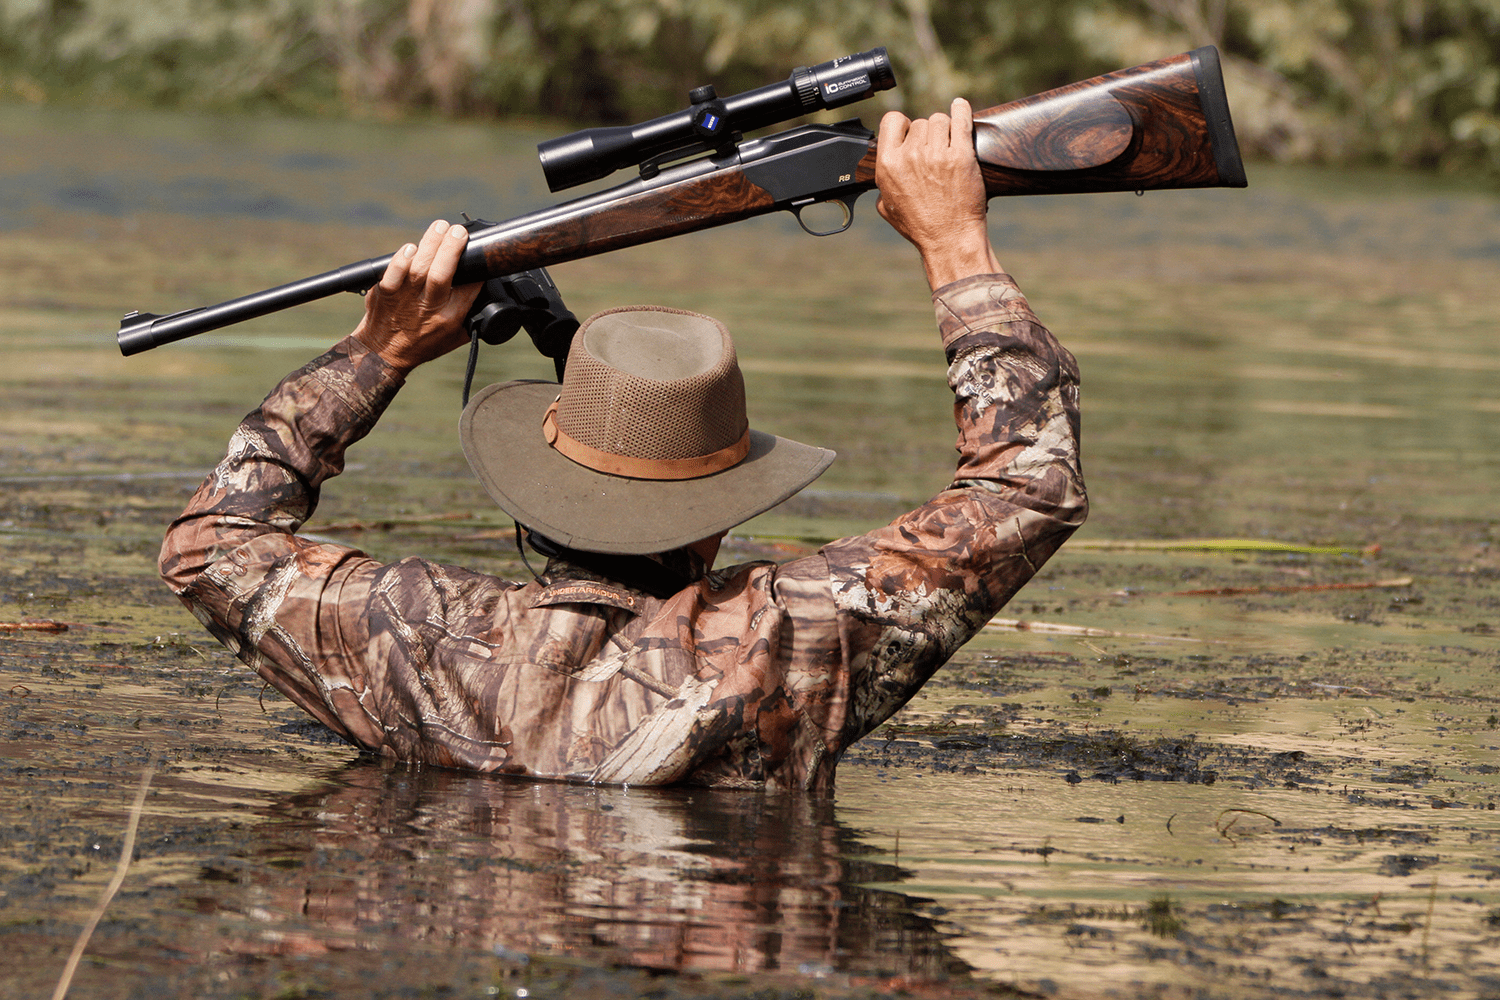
left=460, top=306, right=835, bottom=555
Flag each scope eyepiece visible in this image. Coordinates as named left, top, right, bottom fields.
left=537, top=47, right=895, bottom=193
left=793, top=48, right=895, bottom=108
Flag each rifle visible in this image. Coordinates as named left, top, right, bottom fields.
left=116, top=46, right=1245, bottom=356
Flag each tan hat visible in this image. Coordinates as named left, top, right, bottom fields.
left=460, top=306, right=835, bottom=555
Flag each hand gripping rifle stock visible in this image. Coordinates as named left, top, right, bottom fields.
left=117, top=47, right=1243, bottom=355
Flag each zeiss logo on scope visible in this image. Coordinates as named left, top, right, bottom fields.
left=698, top=111, right=722, bottom=132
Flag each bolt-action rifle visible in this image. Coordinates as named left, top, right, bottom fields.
left=116, top=45, right=1245, bottom=357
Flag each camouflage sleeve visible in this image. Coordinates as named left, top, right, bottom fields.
left=158, top=335, right=406, bottom=743
left=816, top=272, right=1087, bottom=744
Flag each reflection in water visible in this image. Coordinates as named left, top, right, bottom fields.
left=200, top=759, right=963, bottom=981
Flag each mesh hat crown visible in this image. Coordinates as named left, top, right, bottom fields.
left=460, top=305, right=835, bottom=556
left=543, top=307, right=751, bottom=479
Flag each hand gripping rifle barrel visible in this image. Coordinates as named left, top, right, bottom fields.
left=537, top=47, right=895, bottom=192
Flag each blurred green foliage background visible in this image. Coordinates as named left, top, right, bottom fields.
left=3, top=0, right=1500, bottom=175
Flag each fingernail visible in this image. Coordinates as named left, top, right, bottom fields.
left=403, top=244, right=417, bottom=257
left=449, top=225, right=466, bottom=238
left=433, top=220, right=450, bottom=234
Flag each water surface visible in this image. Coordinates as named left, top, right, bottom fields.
left=2, top=102, right=1498, bottom=999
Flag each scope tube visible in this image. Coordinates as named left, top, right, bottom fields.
left=538, top=47, right=894, bottom=192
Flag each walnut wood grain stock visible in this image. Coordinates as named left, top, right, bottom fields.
left=973, top=49, right=1241, bottom=195
left=978, top=90, right=1134, bottom=171
left=850, top=47, right=1242, bottom=199
left=472, top=170, right=777, bottom=276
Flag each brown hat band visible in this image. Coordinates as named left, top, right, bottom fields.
left=541, top=400, right=750, bottom=481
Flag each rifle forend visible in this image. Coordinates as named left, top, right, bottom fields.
left=117, top=47, right=1244, bottom=355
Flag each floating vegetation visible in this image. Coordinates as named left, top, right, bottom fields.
left=1144, top=895, right=1184, bottom=938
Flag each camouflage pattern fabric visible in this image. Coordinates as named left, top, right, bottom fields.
left=160, top=273, right=1086, bottom=791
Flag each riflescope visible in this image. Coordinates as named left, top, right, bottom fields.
left=536, top=47, right=895, bottom=192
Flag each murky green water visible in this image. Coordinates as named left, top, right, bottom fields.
left=2, top=103, right=1498, bottom=998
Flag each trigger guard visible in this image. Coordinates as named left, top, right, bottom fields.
left=791, top=195, right=856, bottom=237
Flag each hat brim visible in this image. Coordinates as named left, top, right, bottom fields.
left=460, top=380, right=836, bottom=555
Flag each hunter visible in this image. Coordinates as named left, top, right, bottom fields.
left=160, top=100, right=1087, bottom=792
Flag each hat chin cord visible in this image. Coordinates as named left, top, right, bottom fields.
left=516, top=524, right=698, bottom=600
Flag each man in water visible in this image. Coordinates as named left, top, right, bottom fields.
left=160, top=100, right=1086, bottom=791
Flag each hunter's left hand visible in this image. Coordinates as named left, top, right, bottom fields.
left=353, top=219, right=483, bottom=374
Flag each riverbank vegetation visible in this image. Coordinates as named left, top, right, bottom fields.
left=2, top=0, right=1499, bottom=175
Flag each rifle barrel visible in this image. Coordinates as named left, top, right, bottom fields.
left=117, top=257, right=390, bottom=356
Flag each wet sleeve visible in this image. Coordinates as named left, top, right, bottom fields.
left=817, top=273, right=1087, bottom=741
left=158, top=335, right=408, bottom=745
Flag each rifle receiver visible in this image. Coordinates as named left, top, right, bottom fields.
left=537, top=47, right=895, bottom=193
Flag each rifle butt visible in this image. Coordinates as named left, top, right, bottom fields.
left=974, top=46, right=1247, bottom=197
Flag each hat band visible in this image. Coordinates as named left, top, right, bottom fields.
left=541, top=400, right=750, bottom=481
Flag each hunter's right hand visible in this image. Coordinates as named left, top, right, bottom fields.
left=875, top=99, right=1003, bottom=290
left=352, top=219, right=483, bottom=375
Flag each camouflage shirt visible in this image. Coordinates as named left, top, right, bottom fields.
left=160, top=273, right=1086, bottom=792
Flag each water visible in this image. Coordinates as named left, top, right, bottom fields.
left=2, top=101, right=1499, bottom=998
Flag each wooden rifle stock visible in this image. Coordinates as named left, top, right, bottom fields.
left=837, top=45, right=1242, bottom=198
left=969, top=46, right=1245, bottom=195
left=118, top=47, right=1242, bottom=354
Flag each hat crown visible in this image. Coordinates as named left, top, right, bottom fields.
left=556, top=307, right=747, bottom=462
